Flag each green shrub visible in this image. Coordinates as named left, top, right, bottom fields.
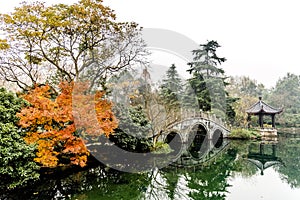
left=151, top=142, right=173, bottom=154
left=228, top=128, right=261, bottom=140
left=110, top=105, right=153, bottom=153
left=0, top=88, right=39, bottom=190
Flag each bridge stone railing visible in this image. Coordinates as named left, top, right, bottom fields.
left=179, top=109, right=229, bottom=131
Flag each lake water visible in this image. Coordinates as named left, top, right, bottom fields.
left=3, top=135, right=300, bottom=200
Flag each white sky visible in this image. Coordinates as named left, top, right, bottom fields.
left=1, top=0, right=300, bottom=88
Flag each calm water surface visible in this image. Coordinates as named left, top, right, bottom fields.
left=3, top=135, right=300, bottom=200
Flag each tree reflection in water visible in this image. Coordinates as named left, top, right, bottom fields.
left=3, top=136, right=300, bottom=200
left=276, top=136, right=300, bottom=188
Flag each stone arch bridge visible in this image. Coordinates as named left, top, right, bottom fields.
left=158, top=111, right=231, bottom=164
left=160, top=111, right=230, bottom=143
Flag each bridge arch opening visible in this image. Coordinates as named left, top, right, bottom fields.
left=188, top=124, right=209, bottom=159
left=165, top=131, right=183, bottom=155
left=212, top=129, right=223, bottom=148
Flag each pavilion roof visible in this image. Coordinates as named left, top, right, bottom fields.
left=246, top=97, right=283, bottom=115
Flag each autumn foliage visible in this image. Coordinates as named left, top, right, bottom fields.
left=17, top=82, right=118, bottom=168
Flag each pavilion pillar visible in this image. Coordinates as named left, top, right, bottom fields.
left=271, top=114, right=275, bottom=128
left=247, top=115, right=251, bottom=128
left=258, top=114, right=264, bottom=128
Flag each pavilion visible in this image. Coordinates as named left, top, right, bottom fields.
left=246, top=97, right=283, bottom=129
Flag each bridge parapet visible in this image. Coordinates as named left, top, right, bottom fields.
left=173, top=109, right=230, bottom=131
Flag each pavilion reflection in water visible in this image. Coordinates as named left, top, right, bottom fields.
left=247, top=141, right=284, bottom=175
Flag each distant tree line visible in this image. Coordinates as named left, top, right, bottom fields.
left=227, top=73, right=300, bottom=128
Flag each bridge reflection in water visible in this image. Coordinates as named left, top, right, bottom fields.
left=164, top=123, right=230, bottom=168
left=165, top=131, right=284, bottom=173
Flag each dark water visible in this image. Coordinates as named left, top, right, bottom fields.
left=3, top=135, right=300, bottom=200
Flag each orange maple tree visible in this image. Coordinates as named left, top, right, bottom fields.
left=17, top=81, right=118, bottom=167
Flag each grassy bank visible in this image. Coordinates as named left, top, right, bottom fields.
left=228, top=128, right=261, bottom=140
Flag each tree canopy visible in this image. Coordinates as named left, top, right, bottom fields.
left=226, top=76, right=266, bottom=127
left=17, top=81, right=118, bottom=167
left=159, top=64, right=183, bottom=112
left=185, top=40, right=231, bottom=119
left=268, top=73, right=300, bottom=127
left=0, top=0, right=147, bottom=90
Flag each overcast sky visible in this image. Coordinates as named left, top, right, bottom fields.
left=1, top=0, right=300, bottom=88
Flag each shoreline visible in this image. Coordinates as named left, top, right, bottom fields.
left=277, top=127, right=300, bottom=135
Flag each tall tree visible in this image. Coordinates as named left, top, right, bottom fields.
left=0, top=0, right=147, bottom=90
left=159, top=64, right=183, bottom=112
left=185, top=40, right=227, bottom=115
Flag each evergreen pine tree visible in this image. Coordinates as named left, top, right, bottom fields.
left=185, top=40, right=236, bottom=120
left=159, top=64, right=183, bottom=112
